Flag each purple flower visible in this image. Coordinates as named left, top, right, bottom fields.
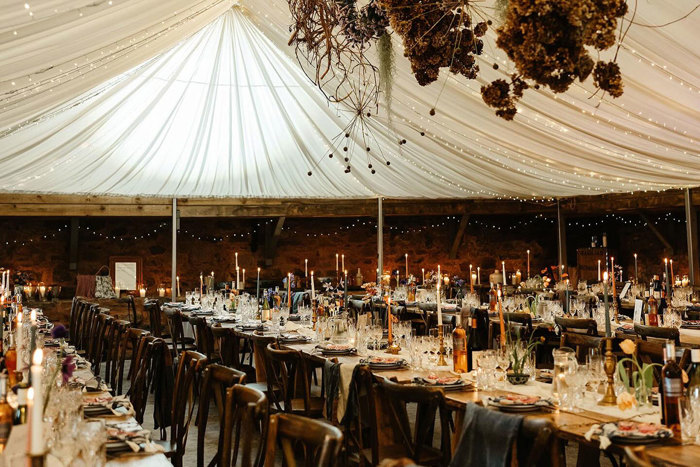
left=51, top=324, right=68, bottom=339
left=61, top=355, right=76, bottom=383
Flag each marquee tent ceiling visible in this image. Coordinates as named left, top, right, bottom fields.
left=0, top=0, right=698, bottom=199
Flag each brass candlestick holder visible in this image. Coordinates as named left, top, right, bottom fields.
left=598, top=337, right=617, bottom=406
left=437, top=325, right=448, bottom=366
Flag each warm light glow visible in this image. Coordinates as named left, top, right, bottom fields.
left=604, top=271, right=609, bottom=281
left=633, top=253, right=637, bottom=258
left=32, top=349, right=43, bottom=366
left=30, top=309, right=37, bottom=322
left=257, top=267, right=261, bottom=272
left=27, top=387, right=34, bottom=402
left=664, top=258, right=668, bottom=264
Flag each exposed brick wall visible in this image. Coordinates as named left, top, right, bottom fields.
left=0, top=210, right=690, bottom=295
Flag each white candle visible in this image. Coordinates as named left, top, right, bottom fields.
left=16, top=312, right=23, bottom=369
left=139, top=287, right=146, bottom=298
left=422, top=268, right=425, bottom=284
left=38, top=285, right=46, bottom=300
left=235, top=252, right=238, bottom=269
left=436, top=280, right=442, bottom=326
left=242, top=269, right=246, bottom=288
left=158, top=287, right=165, bottom=297
left=527, top=249, right=531, bottom=279
left=200, top=273, right=203, bottom=297
left=311, top=271, right=315, bottom=301
left=336, top=253, right=339, bottom=272
left=236, top=267, right=240, bottom=290
left=176, top=276, right=180, bottom=297
left=27, top=386, right=43, bottom=456
left=405, top=253, right=408, bottom=279
left=598, top=259, right=601, bottom=281
left=341, top=254, right=345, bottom=272
left=469, top=264, right=473, bottom=287
left=305, top=259, right=308, bottom=277
left=501, top=261, right=506, bottom=285
left=634, top=253, right=638, bottom=282
left=477, top=267, right=481, bottom=285
left=29, top=350, right=43, bottom=455
left=114, top=285, right=121, bottom=297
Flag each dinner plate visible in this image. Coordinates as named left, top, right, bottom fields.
left=597, top=422, right=673, bottom=444
left=318, top=345, right=356, bottom=355
left=487, top=396, right=555, bottom=412
left=416, top=377, right=471, bottom=391
left=360, top=358, right=407, bottom=370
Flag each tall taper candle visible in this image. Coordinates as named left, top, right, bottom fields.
left=477, top=267, right=481, bottom=285
left=664, top=258, right=671, bottom=298
left=670, top=259, right=674, bottom=289
left=497, top=287, right=505, bottom=349
left=527, top=250, right=531, bottom=279
left=405, top=253, right=408, bottom=279
left=469, top=264, right=474, bottom=293
left=256, top=268, right=261, bottom=304
left=603, top=271, right=611, bottom=337
left=598, top=259, right=601, bottom=282
left=235, top=252, right=238, bottom=269
left=29, top=350, right=43, bottom=455
left=501, top=261, right=506, bottom=293
left=311, top=271, right=315, bottom=301
left=341, top=254, right=345, bottom=272
left=29, top=309, right=37, bottom=364
left=633, top=253, right=638, bottom=283
left=305, top=259, right=308, bottom=278
left=422, top=268, right=425, bottom=285
left=242, top=269, right=246, bottom=289
left=436, top=279, right=442, bottom=327
left=236, top=267, right=240, bottom=291
left=287, top=273, right=292, bottom=309
left=344, top=270, right=348, bottom=311
left=200, top=273, right=203, bottom=298
left=176, top=276, right=180, bottom=297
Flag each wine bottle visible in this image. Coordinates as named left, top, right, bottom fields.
left=452, top=315, right=468, bottom=373
left=12, top=384, right=28, bottom=425
left=661, top=341, right=683, bottom=438
left=647, top=290, right=659, bottom=327
left=0, top=374, right=11, bottom=452
left=4, top=335, right=16, bottom=389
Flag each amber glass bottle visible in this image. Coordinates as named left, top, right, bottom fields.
left=452, top=315, right=468, bottom=373
left=0, top=374, right=11, bottom=452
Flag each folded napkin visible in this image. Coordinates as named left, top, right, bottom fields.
left=297, top=326, right=316, bottom=338
left=584, top=424, right=611, bottom=450
left=450, top=403, right=523, bottom=467
left=283, top=320, right=300, bottom=331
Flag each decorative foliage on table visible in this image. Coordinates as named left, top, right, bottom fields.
left=616, top=338, right=660, bottom=409
left=505, top=326, right=542, bottom=379
left=380, top=0, right=486, bottom=86
left=482, top=0, right=628, bottom=119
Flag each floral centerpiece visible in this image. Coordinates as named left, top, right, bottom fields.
left=361, top=282, right=379, bottom=298
left=616, top=339, right=659, bottom=409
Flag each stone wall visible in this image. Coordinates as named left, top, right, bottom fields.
left=0, top=210, right=690, bottom=295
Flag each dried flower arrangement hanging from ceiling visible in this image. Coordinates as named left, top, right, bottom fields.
left=379, top=0, right=487, bottom=86
left=481, top=0, right=628, bottom=120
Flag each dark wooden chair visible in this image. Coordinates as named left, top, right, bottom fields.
left=145, top=300, right=171, bottom=340
left=70, top=299, right=88, bottom=348
left=197, top=364, right=246, bottom=467
left=220, top=384, right=268, bottom=467
left=104, top=319, right=130, bottom=390
left=264, top=413, right=343, bottom=467
left=685, top=310, right=700, bottom=321
left=555, top=317, right=597, bottom=335
left=163, top=308, right=196, bottom=356
left=79, top=303, right=100, bottom=352
left=373, top=377, right=451, bottom=466
left=633, top=323, right=680, bottom=345
left=189, top=316, right=219, bottom=362
left=68, top=297, right=82, bottom=345
left=169, top=350, right=209, bottom=467
left=87, top=312, right=112, bottom=373
left=517, top=417, right=564, bottom=467
left=265, top=343, right=324, bottom=418
left=117, top=327, right=149, bottom=395
left=560, top=332, right=602, bottom=363
left=248, top=334, right=276, bottom=393
left=211, top=326, right=257, bottom=382
left=128, top=335, right=165, bottom=424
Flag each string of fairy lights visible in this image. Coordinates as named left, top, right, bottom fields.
left=2, top=212, right=688, bottom=248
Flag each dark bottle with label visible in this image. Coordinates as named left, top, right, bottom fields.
left=661, top=341, right=682, bottom=438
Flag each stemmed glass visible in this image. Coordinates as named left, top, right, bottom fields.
left=586, top=348, right=604, bottom=395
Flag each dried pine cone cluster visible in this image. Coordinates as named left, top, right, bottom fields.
left=380, top=0, right=486, bottom=86
left=482, top=0, right=627, bottom=119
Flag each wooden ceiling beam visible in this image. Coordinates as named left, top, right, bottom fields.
left=0, top=189, right=697, bottom=217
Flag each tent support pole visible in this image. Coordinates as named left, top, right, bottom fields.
left=685, top=188, right=699, bottom=289
left=171, top=198, right=177, bottom=301
left=378, top=197, right=383, bottom=285
left=557, top=199, right=567, bottom=277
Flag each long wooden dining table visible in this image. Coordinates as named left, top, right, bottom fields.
left=207, top=317, right=700, bottom=467
left=0, top=349, right=169, bottom=467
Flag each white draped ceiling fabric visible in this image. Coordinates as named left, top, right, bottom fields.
left=0, top=0, right=699, bottom=199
